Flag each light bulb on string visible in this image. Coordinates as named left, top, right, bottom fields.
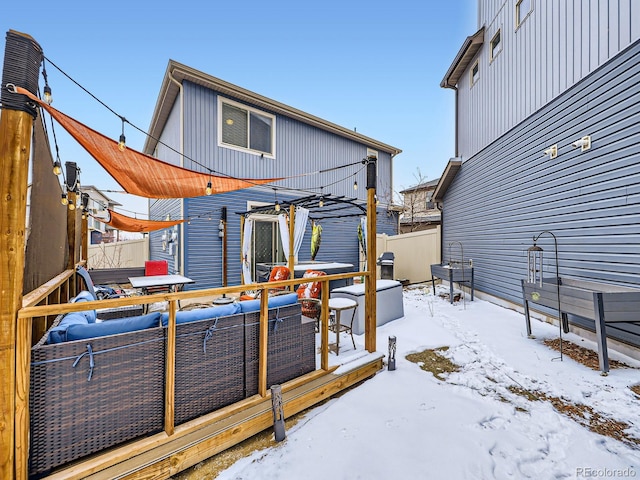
left=61, top=193, right=68, bottom=206
left=52, top=160, right=62, bottom=176
left=319, top=197, right=324, bottom=208
left=43, top=84, right=52, bottom=105
left=68, top=200, right=76, bottom=211
left=118, top=117, right=127, bottom=151
left=353, top=180, right=358, bottom=191
left=205, top=181, right=213, bottom=195
left=275, top=201, right=281, bottom=212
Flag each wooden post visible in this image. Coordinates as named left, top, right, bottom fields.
left=320, top=278, right=330, bottom=370
left=66, top=190, right=77, bottom=270
left=164, top=299, right=177, bottom=435
left=221, top=206, right=227, bottom=287
left=81, top=209, right=88, bottom=262
left=258, top=291, right=269, bottom=397
left=288, top=204, right=295, bottom=291
left=240, top=215, right=245, bottom=284
left=0, top=30, right=43, bottom=480
left=365, top=158, right=377, bottom=352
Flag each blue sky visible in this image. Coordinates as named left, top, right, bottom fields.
left=2, top=0, right=477, bottom=217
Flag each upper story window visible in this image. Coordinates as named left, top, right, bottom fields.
left=490, top=30, right=502, bottom=61
left=516, top=0, right=533, bottom=28
left=218, top=97, right=276, bottom=157
left=470, top=60, right=479, bottom=86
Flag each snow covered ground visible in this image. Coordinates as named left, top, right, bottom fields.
left=213, top=284, right=640, bottom=479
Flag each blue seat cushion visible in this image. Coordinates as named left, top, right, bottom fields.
left=161, top=302, right=242, bottom=326
left=64, top=312, right=162, bottom=342
left=47, top=312, right=89, bottom=344
left=71, top=290, right=97, bottom=323
left=238, top=293, right=299, bottom=313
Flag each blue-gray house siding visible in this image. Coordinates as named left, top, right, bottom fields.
left=146, top=61, right=401, bottom=290
left=441, top=39, right=640, bottom=345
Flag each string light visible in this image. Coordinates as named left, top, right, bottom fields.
left=52, top=160, right=62, bottom=176
left=205, top=180, right=213, bottom=195
left=273, top=188, right=280, bottom=212
left=319, top=197, right=324, bottom=208
left=41, top=60, right=53, bottom=105
left=353, top=180, right=358, bottom=191
left=61, top=193, right=68, bottom=206
left=43, top=84, right=53, bottom=105
left=118, top=117, right=126, bottom=151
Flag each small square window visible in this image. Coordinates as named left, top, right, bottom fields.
left=490, top=30, right=502, bottom=61
left=516, top=0, right=532, bottom=27
left=470, top=60, right=479, bottom=86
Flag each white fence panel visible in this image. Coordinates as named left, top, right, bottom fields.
left=376, top=227, right=441, bottom=284
left=87, top=239, right=148, bottom=269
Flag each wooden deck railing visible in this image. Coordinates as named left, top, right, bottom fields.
left=15, top=268, right=371, bottom=479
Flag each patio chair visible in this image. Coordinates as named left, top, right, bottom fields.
left=142, top=260, right=172, bottom=295
left=240, top=266, right=291, bottom=301
left=75, top=266, right=140, bottom=319
left=76, top=266, right=128, bottom=300
left=296, top=270, right=326, bottom=328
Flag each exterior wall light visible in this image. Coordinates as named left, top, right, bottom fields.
left=543, top=145, right=558, bottom=159
left=571, top=135, right=591, bottom=151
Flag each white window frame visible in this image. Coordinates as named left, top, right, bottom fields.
left=470, top=59, right=479, bottom=87
left=516, top=0, right=533, bottom=29
left=490, top=29, right=502, bottom=62
left=217, top=97, right=276, bottom=158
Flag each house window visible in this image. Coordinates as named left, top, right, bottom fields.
left=219, top=98, right=275, bottom=156
left=516, top=0, right=532, bottom=27
left=425, top=191, right=434, bottom=210
left=470, top=60, right=479, bottom=86
left=490, top=30, right=502, bottom=61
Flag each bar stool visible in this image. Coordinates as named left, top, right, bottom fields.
left=328, top=297, right=358, bottom=355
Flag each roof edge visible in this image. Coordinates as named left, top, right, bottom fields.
left=145, top=60, right=402, bottom=157
left=440, top=27, right=485, bottom=89
left=433, top=159, right=462, bottom=202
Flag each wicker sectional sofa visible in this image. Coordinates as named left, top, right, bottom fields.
left=29, top=292, right=314, bottom=477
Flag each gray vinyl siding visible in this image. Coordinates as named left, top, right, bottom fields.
left=460, top=0, right=640, bottom=160
left=155, top=99, right=182, bottom=167
left=442, top=38, right=640, bottom=344
left=182, top=81, right=394, bottom=204
left=149, top=198, right=183, bottom=274
left=182, top=188, right=398, bottom=290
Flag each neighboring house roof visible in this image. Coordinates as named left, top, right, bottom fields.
left=399, top=178, right=440, bottom=194
left=81, top=185, right=121, bottom=207
left=440, top=27, right=485, bottom=89
left=144, top=60, right=402, bottom=157
left=399, top=212, right=441, bottom=225
left=433, top=159, right=462, bottom=202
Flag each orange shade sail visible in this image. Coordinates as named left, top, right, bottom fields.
left=97, top=209, right=185, bottom=233
left=16, top=86, right=282, bottom=198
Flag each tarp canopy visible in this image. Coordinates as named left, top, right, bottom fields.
left=15, top=86, right=282, bottom=199
left=97, top=209, right=185, bottom=233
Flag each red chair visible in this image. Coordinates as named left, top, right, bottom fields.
left=240, top=266, right=291, bottom=301
left=296, top=270, right=326, bottom=325
left=145, top=260, right=168, bottom=276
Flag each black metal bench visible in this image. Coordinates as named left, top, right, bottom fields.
left=431, top=263, right=474, bottom=304
left=521, top=277, right=640, bottom=373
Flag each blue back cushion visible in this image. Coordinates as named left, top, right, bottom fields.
left=238, top=293, right=299, bottom=313
left=64, top=312, right=162, bottom=342
left=161, top=302, right=242, bottom=326
left=71, top=291, right=97, bottom=323
left=47, top=313, right=89, bottom=344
